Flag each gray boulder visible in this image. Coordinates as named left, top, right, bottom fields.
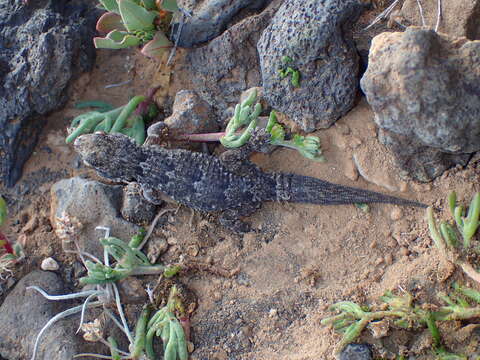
left=172, top=0, right=271, bottom=47
left=178, top=1, right=281, bottom=119
left=50, top=177, right=139, bottom=257
left=257, top=0, right=366, bottom=131
left=0, top=0, right=97, bottom=187
left=340, top=344, right=373, bottom=360
left=0, top=271, right=87, bottom=360
left=361, top=28, right=480, bottom=181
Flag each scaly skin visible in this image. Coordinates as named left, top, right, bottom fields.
left=74, top=133, right=426, bottom=231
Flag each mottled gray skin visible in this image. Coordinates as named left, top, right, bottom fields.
left=74, top=133, right=426, bottom=231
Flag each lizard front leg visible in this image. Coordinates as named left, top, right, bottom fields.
left=219, top=202, right=262, bottom=233
left=219, top=128, right=273, bottom=176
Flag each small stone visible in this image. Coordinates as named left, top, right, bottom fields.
left=167, top=237, right=178, bottom=245
left=21, top=216, right=38, bottom=234
left=212, top=291, right=222, bottom=301
left=390, top=208, right=403, bottom=221
left=340, top=343, right=372, bottom=360
left=384, top=253, right=394, bottom=265
left=400, top=247, right=409, bottom=256
left=268, top=308, right=278, bottom=318
left=386, top=236, right=398, bottom=248
left=41, top=257, right=59, bottom=271
left=344, top=159, right=359, bottom=182
left=369, top=241, right=377, bottom=249
left=186, top=244, right=199, bottom=257
left=375, top=257, right=384, bottom=266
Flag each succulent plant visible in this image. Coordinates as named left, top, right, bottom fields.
left=94, top=0, right=178, bottom=59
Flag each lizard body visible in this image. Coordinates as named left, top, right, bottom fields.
left=74, top=133, right=426, bottom=231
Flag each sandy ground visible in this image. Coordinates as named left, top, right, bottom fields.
left=1, top=5, right=480, bottom=360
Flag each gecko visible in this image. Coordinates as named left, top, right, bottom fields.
left=74, top=132, right=427, bottom=232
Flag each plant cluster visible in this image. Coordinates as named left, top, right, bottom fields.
left=95, top=0, right=179, bottom=59
left=0, top=196, right=25, bottom=279
left=278, top=56, right=301, bottom=87
left=322, top=284, right=480, bottom=359
left=174, top=89, right=323, bottom=161
left=428, top=191, right=480, bottom=283
left=28, top=227, right=187, bottom=360
left=66, top=88, right=160, bottom=145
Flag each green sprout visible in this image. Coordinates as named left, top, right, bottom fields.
left=66, top=88, right=160, bottom=145
left=322, top=285, right=480, bottom=355
left=448, top=192, right=480, bottom=248
left=28, top=227, right=183, bottom=360
left=278, top=56, right=301, bottom=87
left=266, top=110, right=325, bottom=162
left=427, top=191, right=480, bottom=283
left=94, top=0, right=177, bottom=59
left=220, top=89, right=261, bottom=148
left=0, top=195, right=25, bottom=279
left=145, top=286, right=189, bottom=360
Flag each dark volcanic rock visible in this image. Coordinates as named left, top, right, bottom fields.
left=257, top=0, right=366, bottom=131
left=0, top=0, right=97, bottom=187
left=340, top=344, right=373, bottom=360
left=361, top=28, right=480, bottom=181
left=178, top=1, right=281, bottom=120
left=173, top=0, right=271, bottom=47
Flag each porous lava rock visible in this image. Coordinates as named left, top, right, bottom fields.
left=172, top=0, right=271, bottom=47
left=361, top=28, right=480, bottom=181
left=0, top=0, right=97, bottom=186
left=257, top=0, right=367, bottom=131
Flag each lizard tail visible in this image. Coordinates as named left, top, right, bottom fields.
left=274, top=173, right=427, bottom=208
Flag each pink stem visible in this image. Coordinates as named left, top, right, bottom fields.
left=174, top=132, right=226, bottom=142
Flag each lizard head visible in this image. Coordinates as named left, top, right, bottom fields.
left=74, top=133, right=143, bottom=182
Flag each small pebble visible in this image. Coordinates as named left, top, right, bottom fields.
left=369, top=241, right=377, bottom=249
left=375, top=257, right=384, bottom=266
left=400, top=247, right=409, bottom=256
left=41, top=257, right=59, bottom=271
left=384, top=253, right=394, bottom=265
left=186, top=244, right=199, bottom=257
left=167, top=237, right=178, bottom=245
left=390, top=208, right=403, bottom=221
left=340, top=343, right=373, bottom=360
left=268, top=308, right=278, bottom=318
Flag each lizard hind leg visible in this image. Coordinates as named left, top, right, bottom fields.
left=219, top=202, right=262, bottom=234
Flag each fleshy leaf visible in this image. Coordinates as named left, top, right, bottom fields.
left=96, top=12, right=126, bottom=33
left=141, top=0, right=157, bottom=10
left=0, top=196, right=7, bottom=226
left=94, top=30, right=142, bottom=49
left=161, top=0, right=179, bottom=12
left=98, top=0, right=120, bottom=13
left=118, top=0, right=156, bottom=32
left=141, top=31, right=172, bottom=59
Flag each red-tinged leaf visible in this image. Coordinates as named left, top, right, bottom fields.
left=94, top=30, right=142, bottom=49
left=141, top=31, right=172, bottom=59
left=118, top=0, right=156, bottom=32
left=96, top=12, right=126, bottom=33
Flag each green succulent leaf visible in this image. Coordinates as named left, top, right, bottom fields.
left=140, top=0, right=157, bottom=10
left=141, top=31, right=172, bottom=59
left=161, top=0, right=179, bottom=12
left=0, top=196, right=7, bottom=227
left=99, top=0, right=120, bottom=13
left=96, top=12, right=126, bottom=33
left=94, top=30, right=142, bottom=49
left=118, top=0, right=156, bottom=32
